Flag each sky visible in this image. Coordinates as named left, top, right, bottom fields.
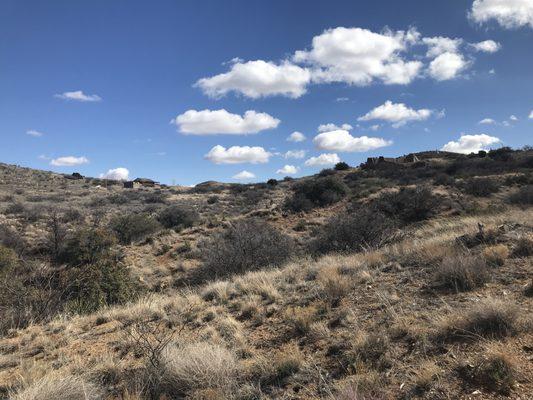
left=1, top=0, right=532, bottom=185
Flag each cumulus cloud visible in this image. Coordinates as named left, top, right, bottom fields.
left=313, top=130, right=392, bottom=152
left=358, top=100, right=435, bottom=127
left=479, top=118, right=497, bottom=124
left=441, top=133, right=500, bottom=154
left=173, top=109, right=280, bottom=135
left=423, top=36, right=463, bottom=57
left=284, top=150, right=306, bottom=159
left=54, top=90, right=101, bottom=102
left=287, top=131, right=306, bottom=142
left=50, top=156, right=89, bottom=167
left=471, top=40, right=501, bottom=53
left=232, top=170, right=256, bottom=180
left=428, top=52, right=469, bottom=81
left=294, top=27, right=423, bottom=86
left=26, top=129, right=43, bottom=137
left=276, top=165, right=299, bottom=175
left=304, top=153, right=341, bottom=166
left=195, top=60, right=311, bottom=99
left=205, top=145, right=271, bottom=164
left=318, top=123, right=353, bottom=132
left=100, top=167, right=129, bottom=181
left=509, top=114, right=518, bottom=121
left=529, top=110, right=533, bottom=119
left=470, top=0, right=533, bottom=29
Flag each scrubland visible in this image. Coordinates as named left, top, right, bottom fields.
left=0, top=147, right=532, bottom=399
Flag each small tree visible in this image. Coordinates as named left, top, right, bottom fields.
left=46, top=209, right=67, bottom=263
left=334, top=161, right=350, bottom=171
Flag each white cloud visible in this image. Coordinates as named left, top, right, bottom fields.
left=509, top=115, right=518, bottom=121
left=205, top=145, right=271, bottom=164
left=304, top=153, right=341, bottom=166
left=195, top=60, right=311, bottom=99
left=423, top=36, right=463, bottom=57
left=294, top=27, right=423, bottom=86
left=471, top=40, right=501, bottom=53
left=336, top=97, right=349, bottom=102
left=284, top=150, right=306, bottom=159
left=470, top=0, right=533, bottom=29
left=313, top=130, right=392, bottom=152
left=287, top=131, right=306, bottom=142
left=232, top=170, right=256, bottom=180
left=441, top=133, right=500, bottom=154
left=529, top=110, right=533, bottom=119
left=54, top=90, right=101, bottom=102
left=173, top=109, right=280, bottom=135
left=358, top=100, right=434, bottom=127
left=369, top=124, right=381, bottom=131
left=276, top=165, right=299, bottom=175
left=318, top=123, right=353, bottom=132
left=428, top=52, right=468, bottom=81
left=100, top=167, right=129, bottom=181
left=479, top=118, right=496, bottom=124
left=26, top=129, right=43, bottom=137
left=50, top=156, right=89, bottom=167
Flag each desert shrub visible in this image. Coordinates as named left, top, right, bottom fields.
left=0, top=245, right=17, bottom=271
left=509, top=185, right=533, bottom=205
left=433, top=255, right=489, bottom=292
left=59, top=228, right=117, bottom=266
left=311, top=208, right=396, bottom=255
left=267, top=178, right=278, bottom=186
left=512, top=237, right=533, bottom=257
left=5, top=202, right=25, bottom=215
left=200, top=219, right=292, bottom=279
left=488, top=147, right=514, bottom=161
left=11, top=374, right=102, bottom=400
left=319, top=168, right=336, bottom=177
left=285, top=176, right=349, bottom=212
left=107, top=193, right=129, bottom=205
left=157, top=205, right=199, bottom=231
left=462, top=178, right=499, bottom=197
left=65, top=260, right=138, bottom=314
left=461, top=346, right=517, bottom=395
left=483, top=244, right=509, bottom=266
left=524, top=279, right=533, bottom=297
left=0, top=225, right=27, bottom=255
left=433, top=173, right=455, bottom=186
left=335, top=161, right=350, bottom=171
left=371, top=186, right=440, bottom=224
left=439, top=300, right=519, bottom=341
left=143, top=191, right=167, bottom=204
left=109, top=214, right=161, bottom=244
left=158, top=343, right=238, bottom=397
left=207, top=195, right=218, bottom=204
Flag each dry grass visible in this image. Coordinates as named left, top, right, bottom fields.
left=437, top=299, right=520, bottom=341
left=483, top=244, right=509, bottom=266
left=11, top=374, right=102, bottom=400
left=159, top=342, right=238, bottom=397
left=432, top=254, right=489, bottom=292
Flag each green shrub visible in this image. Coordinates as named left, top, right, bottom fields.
left=267, top=178, right=278, bottom=186
left=200, top=219, right=293, bottom=279
left=60, top=228, right=117, bottom=266
left=334, top=162, right=350, bottom=171
left=157, top=205, right=199, bottom=231
left=372, top=186, right=440, bottom=224
left=462, top=178, right=500, bottom=197
left=284, top=176, right=349, bottom=212
left=109, top=214, right=161, bottom=244
left=65, top=261, right=139, bottom=314
left=310, top=208, right=396, bottom=255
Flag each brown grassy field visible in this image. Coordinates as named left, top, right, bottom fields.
left=0, top=148, right=532, bottom=399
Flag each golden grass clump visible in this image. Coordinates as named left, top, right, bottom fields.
left=437, top=299, right=519, bottom=341
left=432, top=254, right=489, bottom=292
left=159, top=342, right=238, bottom=397
left=483, top=244, right=509, bottom=267
left=11, top=374, right=102, bottom=400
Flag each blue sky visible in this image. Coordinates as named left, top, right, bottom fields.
left=1, top=0, right=532, bottom=185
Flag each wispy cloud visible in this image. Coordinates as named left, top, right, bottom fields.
left=54, top=90, right=102, bottom=102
